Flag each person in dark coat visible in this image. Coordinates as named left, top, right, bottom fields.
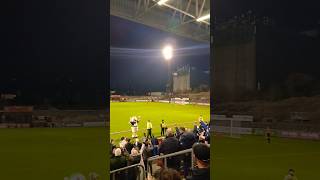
left=110, top=148, right=127, bottom=180
left=159, top=128, right=181, bottom=171
left=125, top=138, right=134, bottom=154
left=187, top=143, right=210, bottom=180
left=142, top=139, right=154, bottom=176
left=179, top=128, right=197, bottom=177
left=175, top=125, right=182, bottom=139
left=127, top=148, right=141, bottom=180
left=179, top=128, right=197, bottom=150
left=133, top=138, right=142, bottom=150
left=151, top=135, right=159, bottom=156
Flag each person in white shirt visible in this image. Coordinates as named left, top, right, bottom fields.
left=129, top=116, right=139, bottom=138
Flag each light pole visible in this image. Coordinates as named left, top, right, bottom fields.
left=162, top=45, right=173, bottom=97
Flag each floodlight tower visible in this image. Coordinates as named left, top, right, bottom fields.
left=162, top=45, right=173, bottom=96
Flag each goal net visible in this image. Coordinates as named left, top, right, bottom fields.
left=211, top=115, right=253, bottom=138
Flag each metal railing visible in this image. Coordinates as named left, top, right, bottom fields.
left=146, top=148, right=194, bottom=175
left=110, top=163, right=145, bottom=180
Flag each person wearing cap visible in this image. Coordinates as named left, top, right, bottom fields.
left=284, top=169, right=298, bottom=180
left=187, top=143, right=210, bottom=180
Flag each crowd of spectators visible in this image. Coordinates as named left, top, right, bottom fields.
left=110, top=120, right=210, bottom=180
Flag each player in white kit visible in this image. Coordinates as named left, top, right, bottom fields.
left=129, top=116, right=140, bottom=138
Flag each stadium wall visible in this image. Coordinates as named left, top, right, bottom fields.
left=33, top=110, right=106, bottom=127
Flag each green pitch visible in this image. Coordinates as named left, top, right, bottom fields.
left=0, top=128, right=107, bottom=180
left=212, top=135, right=320, bottom=180
left=110, top=102, right=210, bottom=140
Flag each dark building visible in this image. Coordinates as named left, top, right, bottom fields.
left=213, top=15, right=257, bottom=101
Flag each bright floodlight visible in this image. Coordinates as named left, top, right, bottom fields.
left=162, top=45, right=173, bottom=60
left=196, top=14, right=210, bottom=22
left=157, top=0, right=169, bottom=6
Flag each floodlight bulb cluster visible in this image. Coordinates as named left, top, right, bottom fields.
left=162, top=45, right=173, bottom=61
left=196, top=14, right=210, bottom=22
left=157, top=0, right=169, bottom=6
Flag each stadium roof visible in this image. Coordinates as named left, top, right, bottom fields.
left=110, top=0, right=210, bottom=43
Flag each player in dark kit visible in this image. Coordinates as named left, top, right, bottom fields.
left=266, top=127, right=271, bottom=144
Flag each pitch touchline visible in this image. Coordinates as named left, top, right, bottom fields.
left=110, top=121, right=196, bottom=135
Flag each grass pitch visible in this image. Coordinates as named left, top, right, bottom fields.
left=110, top=102, right=210, bottom=140
left=212, top=135, right=320, bottom=180
left=0, top=128, right=107, bottom=180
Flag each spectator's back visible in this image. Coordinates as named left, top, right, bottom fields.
left=159, top=128, right=181, bottom=170
left=110, top=148, right=127, bottom=180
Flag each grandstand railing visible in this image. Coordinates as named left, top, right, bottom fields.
left=146, top=148, right=193, bottom=176
left=146, top=144, right=210, bottom=176
left=110, top=163, right=145, bottom=180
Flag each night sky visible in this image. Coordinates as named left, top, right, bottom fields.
left=1, top=0, right=320, bottom=105
left=110, top=16, right=210, bottom=95
left=1, top=0, right=106, bottom=106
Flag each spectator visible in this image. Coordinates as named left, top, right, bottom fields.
left=159, top=128, right=181, bottom=171
left=175, top=125, right=182, bottom=139
left=125, top=138, right=134, bottom=154
left=179, top=128, right=197, bottom=177
left=187, top=143, right=210, bottom=180
left=128, top=148, right=141, bottom=180
left=193, top=121, right=199, bottom=135
left=110, top=139, right=116, bottom=156
left=67, top=173, right=86, bottom=180
left=110, top=148, right=127, bottom=179
left=119, top=137, right=127, bottom=149
left=88, top=172, right=100, bottom=180
left=284, top=169, right=298, bottom=180
left=134, top=138, right=142, bottom=150
left=151, top=135, right=159, bottom=156
left=179, top=128, right=196, bottom=150
left=142, top=139, right=154, bottom=176
left=198, top=131, right=206, bottom=144
left=110, top=148, right=127, bottom=170
left=129, top=148, right=141, bottom=163
left=110, top=139, right=116, bottom=150
left=156, top=168, right=182, bottom=180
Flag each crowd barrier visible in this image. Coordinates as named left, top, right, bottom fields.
left=110, top=164, right=145, bottom=180
left=147, top=148, right=194, bottom=176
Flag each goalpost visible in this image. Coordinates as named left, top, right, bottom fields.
left=211, top=114, right=253, bottom=138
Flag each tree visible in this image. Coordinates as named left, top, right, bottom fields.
left=285, top=73, right=314, bottom=97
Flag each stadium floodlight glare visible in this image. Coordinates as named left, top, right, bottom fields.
left=162, top=45, right=173, bottom=61
left=157, top=0, right=169, bottom=6
left=196, top=14, right=210, bottom=22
